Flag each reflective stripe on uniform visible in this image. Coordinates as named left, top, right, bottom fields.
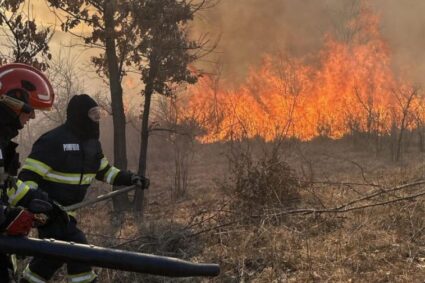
left=82, top=174, right=95, bottom=184
left=99, top=157, right=109, bottom=171
left=23, top=157, right=96, bottom=185
left=7, top=179, right=30, bottom=206
left=11, top=254, right=17, bottom=273
left=24, top=180, right=39, bottom=189
left=44, top=171, right=95, bottom=185
left=68, top=210, right=77, bottom=218
left=104, top=166, right=120, bottom=184
left=68, top=271, right=97, bottom=283
left=23, top=265, right=47, bottom=283
left=22, top=158, right=51, bottom=176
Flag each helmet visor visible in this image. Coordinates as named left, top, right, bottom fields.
left=88, top=106, right=105, bottom=122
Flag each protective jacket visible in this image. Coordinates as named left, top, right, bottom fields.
left=0, top=104, right=31, bottom=208
left=17, top=123, right=133, bottom=207
left=0, top=103, right=31, bottom=282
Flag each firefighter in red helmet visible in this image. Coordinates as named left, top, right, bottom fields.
left=0, top=63, right=55, bottom=282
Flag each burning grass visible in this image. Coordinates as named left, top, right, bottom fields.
left=182, top=1, right=424, bottom=147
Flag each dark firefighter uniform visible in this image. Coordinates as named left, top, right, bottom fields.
left=0, top=102, right=29, bottom=281
left=19, top=94, right=144, bottom=283
left=0, top=108, right=40, bottom=282
left=0, top=63, right=55, bottom=283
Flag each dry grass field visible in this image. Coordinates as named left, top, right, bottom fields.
left=22, top=135, right=425, bottom=282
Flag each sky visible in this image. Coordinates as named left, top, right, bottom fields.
left=8, top=0, right=425, bottom=153
left=17, top=0, right=425, bottom=89
left=197, top=0, right=425, bottom=85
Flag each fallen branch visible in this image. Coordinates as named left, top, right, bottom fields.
left=310, top=181, right=380, bottom=187
left=267, top=187, right=425, bottom=217
left=335, top=179, right=425, bottom=211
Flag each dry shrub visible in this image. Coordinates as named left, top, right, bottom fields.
left=198, top=148, right=306, bottom=281
left=224, top=152, right=302, bottom=221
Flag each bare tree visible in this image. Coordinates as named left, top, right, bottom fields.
left=0, top=0, right=53, bottom=69
left=391, top=86, right=419, bottom=161
left=41, top=48, right=86, bottom=126
left=412, top=99, right=425, bottom=152
left=133, top=0, right=215, bottom=211
left=351, top=83, right=387, bottom=153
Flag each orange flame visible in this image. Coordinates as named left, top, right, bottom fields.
left=184, top=3, right=423, bottom=143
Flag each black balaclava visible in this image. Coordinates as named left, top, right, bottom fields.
left=65, top=94, right=100, bottom=140
left=0, top=103, right=20, bottom=141
left=0, top=89, right=31, bottom=141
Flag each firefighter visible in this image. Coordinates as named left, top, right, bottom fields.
left=0, top=63, right=55, bottom=282
left=19, top=94, right=149, bottom=283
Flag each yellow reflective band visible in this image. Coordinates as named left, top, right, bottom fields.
left=99, top=157, right=109, bottom=171
left=6, top=186, right=15, bottom=199
left=68, top=271, right=97, bottom=283
left=82, top=174, right=95, bottom=184
left=24, top=180, right=39, bottom=189
left=11, top=254, right=17, bottom=273
left=68, top=210, right=77, bottom=218
left=104, top=166, right=120, bottom=184
left=22, top=158, right=51, bottom=177
left=23, top=265, right=47, bottom=283
left=22, top=159, right=97, bottom=185
left=7, top=180, right=30, bottom=206
left=44, top=171, right=96, bottom=185
left=45, top=172, right=79, bottom=184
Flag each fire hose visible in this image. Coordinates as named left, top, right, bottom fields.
left=0, top=235, right=220, bottom=277
left=33, top=187, right=220, bottom=277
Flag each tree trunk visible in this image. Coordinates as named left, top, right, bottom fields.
left=419, top=127, right=425, bottom=152
left=396, top=126, right=404, bottom=162
left=395, top=88, right=417, bottom=162
left=134, top=54, right=159, bottom=212
left=104, top=0, right=130, bottom=210
left=134, top=82, right=153, bottom=212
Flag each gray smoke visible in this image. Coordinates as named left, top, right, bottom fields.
left=198, top=0, right=425, bottom=85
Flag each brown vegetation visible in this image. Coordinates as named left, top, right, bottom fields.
left=16, top=135, right=425, bottom=282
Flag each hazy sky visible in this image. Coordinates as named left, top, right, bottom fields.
left=197, top=0, right=425, bottom=84
left=25, top=0, right=425, bottom=87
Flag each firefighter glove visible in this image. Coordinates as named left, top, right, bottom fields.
left=17, top=188, right=50, bottom=208
left=46, top=201, right=69, bottom=227
left=28, top=199, right=52, bottom=227
left=27, top=199, right=52, bottom=214
left=27, top=188, right=49, bottom=202
left=131, top=174, right=150, bottom=190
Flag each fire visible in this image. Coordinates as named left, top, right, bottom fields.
left=184, top=3, right=423, bottom=143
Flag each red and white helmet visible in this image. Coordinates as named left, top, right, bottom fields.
left=0, top=63, right=54, bottom=110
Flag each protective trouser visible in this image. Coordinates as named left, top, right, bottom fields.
left=22, top=217, right=96, bottom=283
left=0, top=253, right=12, bottom=282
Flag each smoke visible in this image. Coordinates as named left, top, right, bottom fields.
left=372, top=0, right=425, bottom=84
left=198, top=0, right=425, bottom=85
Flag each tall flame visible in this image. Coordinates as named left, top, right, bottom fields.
left=184, top=2, right=423, bottom=143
